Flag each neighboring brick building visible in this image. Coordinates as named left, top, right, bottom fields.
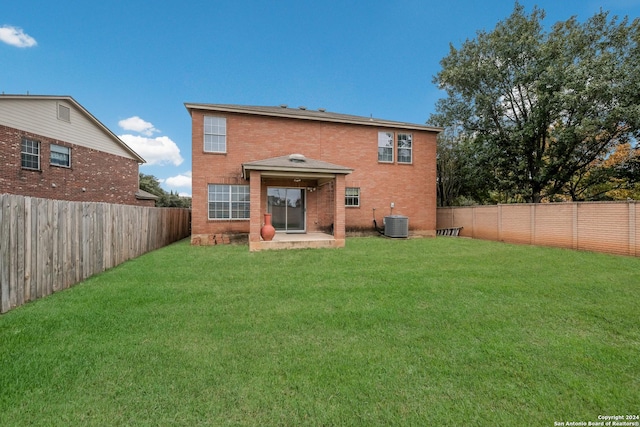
left=0, top=95, right=153, bottom=206
left=185, top=103, right=441, bottom=250
left=0, top=95, right=155, bottom=206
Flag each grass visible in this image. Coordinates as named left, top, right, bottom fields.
left=0, top=237, right=638, bottom=426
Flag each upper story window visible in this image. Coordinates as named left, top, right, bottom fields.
left=21, top=138, right=40, bottom=170
left=345, top=187, right=360, bottom=207
left=204, top=116, right=226, bottom=153
left=397, top=133, right=413, bottom=164
left=50, top=144, right=71, bottom=168
left=378, top=131, right=394, bottom=163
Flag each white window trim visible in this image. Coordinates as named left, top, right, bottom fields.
left=21, top=138, right=40, bottom=170
left=207, top=184, right=250, bottom=220
left=204, top=116, right=227, bottom=153
left=378, top=131, right=394, bottom=163
left=345, top=187, right=360, bottom=207
left=397, top=133, right=413, bottom=164
left=50, top=144, right=71, bottom=168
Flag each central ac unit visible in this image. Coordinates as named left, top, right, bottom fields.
left=384, top=215, right=409, bottom=238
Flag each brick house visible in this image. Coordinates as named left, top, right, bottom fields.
left=185, top=103, right=441, bottom=250
left=0, top=94, right=154, bottom=206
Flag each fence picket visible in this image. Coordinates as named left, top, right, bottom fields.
left=9, top=194, right=19, bottom=309
left=52, top=201, right=60, bottom=293
left=24, top=197, right=32, bottom=302
left=29, top=198, right=38, bottom=301
left=0, top=194, right=190, bottom=314
left=1, top=195, right=9, bottom=313
left=16, top=196, right=25, bottom=307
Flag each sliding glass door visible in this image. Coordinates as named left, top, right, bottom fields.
left=267, top=187, right=305, bottom=233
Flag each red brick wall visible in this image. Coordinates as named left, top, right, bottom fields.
left=437, top=202, right=640, bottom=257
left=500, top=204, right=532, bottom=245
left=0, top=125, right=144, bottom=206
left=191, top=110, right=438, bottom=239
left=533, top=204, right=574, bottom=248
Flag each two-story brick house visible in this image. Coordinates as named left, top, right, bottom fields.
left=186, top=103, right=441, bottom=251
left=0, top=94, right=153, bottom=206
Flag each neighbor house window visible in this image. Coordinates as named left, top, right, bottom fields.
left=345, top=187, right=360, bottom=207
left=21, top=138, right=40, bottom=170
left=204, top=116, right=226, bottom=153
left=378, top=132, right=394, bottom=162
left=208, top=184, right=250, bottom=219
left=397, top=133, right=412, bottom=164
left=50, top=144, right=71, bottom=168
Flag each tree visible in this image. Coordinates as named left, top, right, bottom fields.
left=434, top=118, right=495, bottom=206
left=429, top=3, right=640, bottom=203
left=564, top=143, right=640, bottom=201
left=139, top=173, right=165, bottom=198
left=139, top=173, right=191, bottom=208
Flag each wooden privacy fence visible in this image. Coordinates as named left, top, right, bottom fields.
left=437, top=201, right=639, bottom=257
left=0, top=194, right=191, bottom=314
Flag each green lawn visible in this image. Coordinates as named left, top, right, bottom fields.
left=1, top=237, right=638, bottom=426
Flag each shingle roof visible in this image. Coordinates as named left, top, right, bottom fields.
left=242, top=154, right=353, bottom=178
left=135, top=189, right=160, bottom=200
left=184, top=103, right=442, bottom=132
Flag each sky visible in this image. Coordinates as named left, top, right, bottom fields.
left=2, top=1, right=640, bottom=197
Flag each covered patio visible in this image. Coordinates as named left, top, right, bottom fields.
left=242, top=154, right=353, bottom=251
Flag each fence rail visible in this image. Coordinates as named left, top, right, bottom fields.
left=0, top=194, right=191, bottom=314
left=437, top=201, right=638, bottom=257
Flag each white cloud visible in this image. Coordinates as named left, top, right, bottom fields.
left=119, top=134, right=184, bottom=166
left=165, top=171, right=192, bottom=189
left=118, top=116, right=158, bottom=136
left=0, top=25, right=37, bottom=48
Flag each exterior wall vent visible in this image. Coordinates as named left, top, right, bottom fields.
left=289, top=153, right=306, bottom=162
left=384, top=215, right=409, bottom=238
left=57, top=103, right=71, bottom=122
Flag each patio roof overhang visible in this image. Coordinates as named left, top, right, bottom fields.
left=242, top=154, right=353, bottom=180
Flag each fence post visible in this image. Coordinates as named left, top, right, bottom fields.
left=572, top=203, right=579, bottom=250
left=0, top=195, right=9, bottom=313
left=472, top=206, right=476, bottom=239
left=629, top=201, right=636, bottom=257
left=530, top=204, right=535, bottom=245
left=498, top=204, right=502, bottom=242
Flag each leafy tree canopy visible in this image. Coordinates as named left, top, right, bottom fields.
left=429, top=3, right=640, bottom=203
left=139, top=173, right=191, bottom=208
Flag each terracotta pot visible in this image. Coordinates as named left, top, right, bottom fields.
left=260, top=213, right=276, bottom=241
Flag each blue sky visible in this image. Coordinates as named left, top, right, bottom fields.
left=3, top=0, right=640, bottom=196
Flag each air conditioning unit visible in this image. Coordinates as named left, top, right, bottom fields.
left=384, top=215, right=409, bottom=238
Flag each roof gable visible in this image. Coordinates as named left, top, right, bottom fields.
left=0, top=94, right=145, bottom=163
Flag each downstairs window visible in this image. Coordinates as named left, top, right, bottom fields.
left=208, top=184, right=250, bottom=219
